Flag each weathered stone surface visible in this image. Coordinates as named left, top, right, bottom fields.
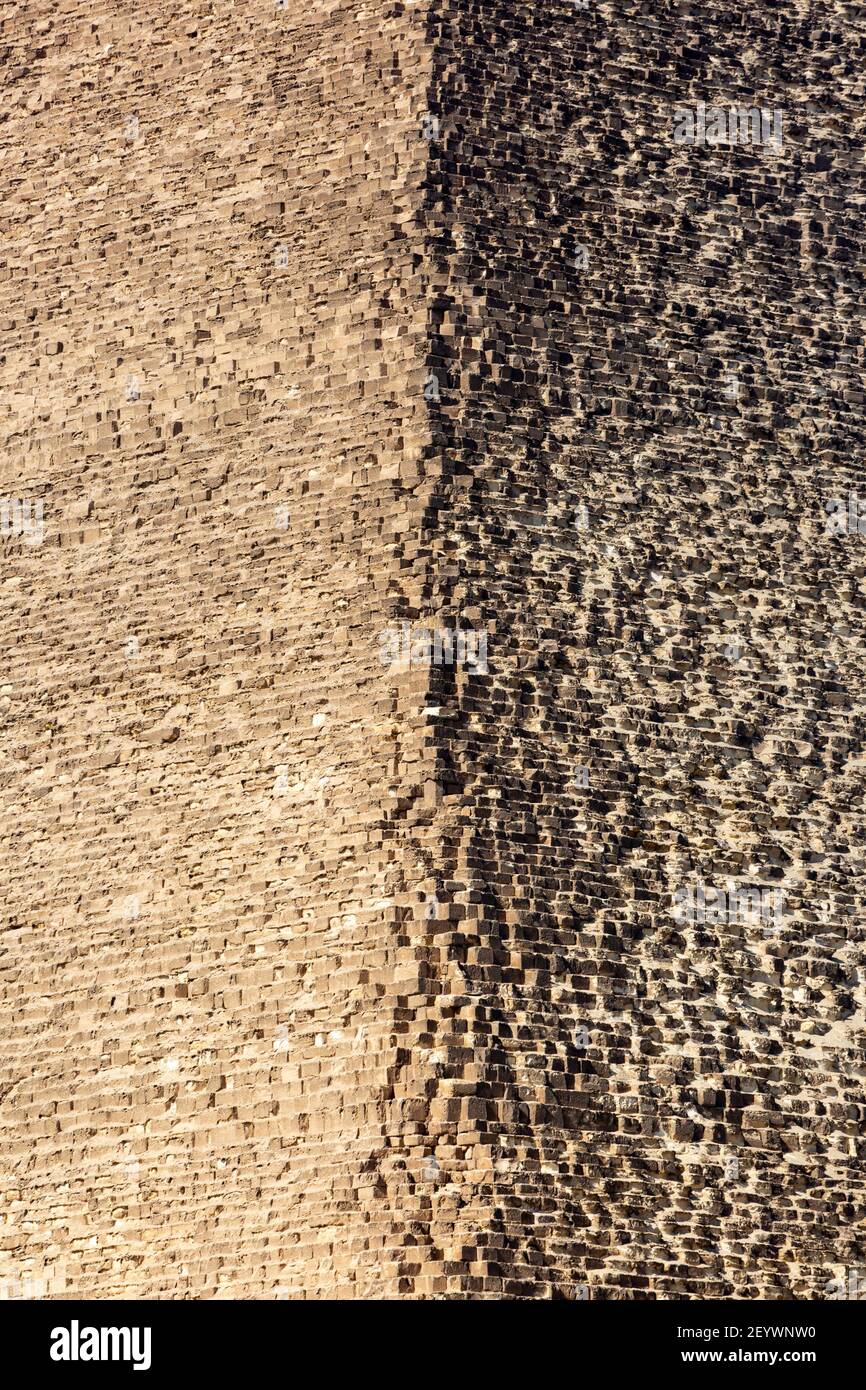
left=0, top=0, right=864, bottom=1301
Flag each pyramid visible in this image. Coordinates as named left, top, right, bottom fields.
left=1, top=0, right=864, bottom=1299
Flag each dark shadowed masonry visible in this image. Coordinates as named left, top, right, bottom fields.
left=0, top=0, right=863, bottom=1302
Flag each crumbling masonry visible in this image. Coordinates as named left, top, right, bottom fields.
left=1, top=0, right=865, bottom=1299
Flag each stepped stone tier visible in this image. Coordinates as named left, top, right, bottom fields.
left=0, top=0, right=864, bottom=1300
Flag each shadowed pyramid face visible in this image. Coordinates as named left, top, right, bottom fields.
left=0, top=0, right=864, bottom=1304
